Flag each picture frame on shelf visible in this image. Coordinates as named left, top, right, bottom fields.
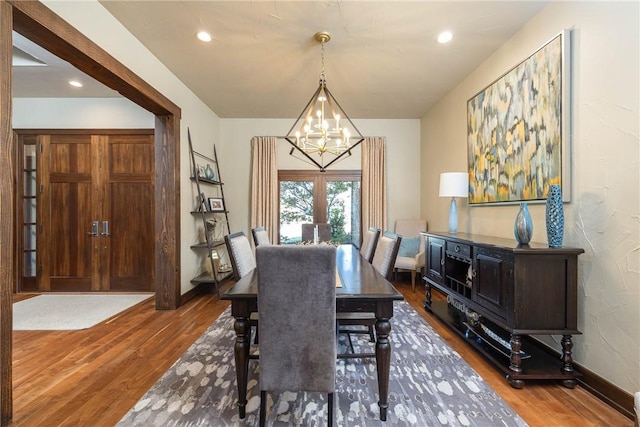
left=208, top=197, right=225, bottom=212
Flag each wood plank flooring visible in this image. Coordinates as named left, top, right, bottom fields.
left=11, top=276, right=633, bottom=427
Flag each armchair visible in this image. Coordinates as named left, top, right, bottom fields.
left=393, top=219, right=428, bottom=292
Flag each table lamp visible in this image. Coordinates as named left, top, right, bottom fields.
left=439, top=172, right=468, bottom=233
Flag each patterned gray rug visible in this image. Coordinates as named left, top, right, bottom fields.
left=118, top=301, right=528, bottom=426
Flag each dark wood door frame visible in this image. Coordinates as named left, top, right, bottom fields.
left=1, top=1, right=183, bottom=424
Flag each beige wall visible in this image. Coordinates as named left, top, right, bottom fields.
left=219, top=118, right=421, bottom=237
left=421, top=1, right=639, bottom=394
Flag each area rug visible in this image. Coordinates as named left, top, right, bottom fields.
left=13, top=294, right=152, bottom=330
left=118, top=301, right=527, bottom=426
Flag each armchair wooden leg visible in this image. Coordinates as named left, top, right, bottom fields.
left=328, top=392, right=334, bottom=427
left=411, top=270, right=416, bottom=292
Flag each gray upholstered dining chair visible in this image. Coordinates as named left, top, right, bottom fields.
left=372, top=231, right=403, bottom=280
left=251, top=226, right=271, bottom=247
left=225, top=231, right=259, bottom=344
left=360, top=226, right=380, bottom=263
left=301, top=223, right=332, bottom=243
left=224, top=231, right=256, bottom=281
left=256, top=245, right=337, bottom=427
left=338, top=231, right=402, bottom=355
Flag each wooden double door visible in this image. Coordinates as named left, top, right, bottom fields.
left=17, top=130, right=155, bottom=293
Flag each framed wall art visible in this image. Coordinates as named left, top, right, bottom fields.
left=467, top=30, right=571, bottom=205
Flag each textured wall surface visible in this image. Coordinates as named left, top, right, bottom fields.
left=421, top=1, right=639, bottom=394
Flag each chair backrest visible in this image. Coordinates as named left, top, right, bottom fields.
left=301, top=223, right=332, bottom=243
left=224, top=231, right=256, bottom=280
left=251, top=226, right=271, bottom=247
left=371, top=231, right=402, bottom=280
left=256, top=245, right=336, bottom=393
left=360, top=227, right=380, bottom=263
left=394, top=219, right=428, bottom=253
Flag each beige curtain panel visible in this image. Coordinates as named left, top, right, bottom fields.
left=361, top=136, right=387, bottom=237
left=250, top=136, right=279, bottom=244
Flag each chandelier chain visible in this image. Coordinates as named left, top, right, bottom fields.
left=320, top=39, right=326, bottom=82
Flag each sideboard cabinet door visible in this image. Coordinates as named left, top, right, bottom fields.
left=426, top=237, right=445, bottom=285
left=472, top=248, right=513, bottom=323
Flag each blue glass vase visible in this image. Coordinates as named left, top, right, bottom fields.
left=545, top=184, right=564, bottom=248
left=514, top=202, right=533, bottom=245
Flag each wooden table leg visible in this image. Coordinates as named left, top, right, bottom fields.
left=507, top=333, right=525, bottom=389
left=375, top=316, right=391, bottom=421
left=560, top=334, right=577, bottom=388
left=233, top=316, right=250, bottom=418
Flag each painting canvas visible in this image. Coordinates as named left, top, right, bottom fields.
left=467, top=30, right=571, bottom=204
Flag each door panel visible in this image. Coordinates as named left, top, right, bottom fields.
left=106, top=134, right=155, bottom=291
left=42, top=134, right=97, bottom=291
left=21, top=130, right=154, bottom=292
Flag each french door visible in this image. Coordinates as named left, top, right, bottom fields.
left=278, top=170, right=361, bottom=245
left=16, top=130, right=155, bottom=292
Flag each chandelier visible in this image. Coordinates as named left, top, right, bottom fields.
left=285, top=31, right=364, bottom=172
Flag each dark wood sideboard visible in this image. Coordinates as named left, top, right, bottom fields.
left=422, top=232, right=584, bottom=389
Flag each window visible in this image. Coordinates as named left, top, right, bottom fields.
left=279, top=170, right=361, bottom=245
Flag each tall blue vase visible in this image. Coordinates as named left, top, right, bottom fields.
left=514, top=202, right=533, bottom=245
left=545, top=184, right=564, bottom=248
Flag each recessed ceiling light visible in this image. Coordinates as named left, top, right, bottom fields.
left=68, top=80, right=83, bottom=88
left=437, top=31, right=453, bottom=44
left=197, top=31, right=212, bottom=42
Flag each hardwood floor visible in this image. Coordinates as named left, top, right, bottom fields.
left=11, top=276, right=632, bottom=427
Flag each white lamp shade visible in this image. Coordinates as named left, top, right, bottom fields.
left=439, top=172, right=468, bottom=198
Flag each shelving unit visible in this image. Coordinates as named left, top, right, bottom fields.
left=188, top=129, right=231, bottom=297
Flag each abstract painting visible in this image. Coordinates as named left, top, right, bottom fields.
left=467, top=30, right=571, bottom=204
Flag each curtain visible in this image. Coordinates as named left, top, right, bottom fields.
left=361, top=136, right=387, bottom=236
left=250, top=137, right=279, bottom=244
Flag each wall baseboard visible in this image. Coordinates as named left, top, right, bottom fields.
left=535, top=338, right=634, bottom=420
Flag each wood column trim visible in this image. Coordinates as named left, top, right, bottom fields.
left=0, top=2, right=14, bottom=425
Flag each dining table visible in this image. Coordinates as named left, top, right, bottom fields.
left=221, top=243, right=404, bottom=421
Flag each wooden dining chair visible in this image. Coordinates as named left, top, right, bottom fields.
left=360, top=226, right=380, bottom=263
left=338, top=231, right=402, bottom=356
left=256, top=245, right=336, bottom=426
left=251, top=226, right=271, bottom=247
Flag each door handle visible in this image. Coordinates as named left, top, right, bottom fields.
left=101, top=221, right=110, bottom=236
left=88, top=221, right=99, bottom=236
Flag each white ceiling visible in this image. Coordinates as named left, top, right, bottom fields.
left=13, top=1, right=549, bottom=119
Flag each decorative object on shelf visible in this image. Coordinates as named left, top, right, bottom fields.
left=284, top=31, right=364, bottom=172
left=218, top=263, right=232, bottom=273
left=545, top=184, right=564, bottom=248
left=467, top=30, right=572, bottom=204
left=196, top=192, right=207, bottom=212
left=439, top=172, right=468, bottom=233
left=204, top=164, right=215, bottom=180
left=205, top=219, right=218, bottom=242
left=208, top=197, right=225, bottom=212
left=514, top=202, right=533, bottom=245
left=196, top=164, right=206, bottom=179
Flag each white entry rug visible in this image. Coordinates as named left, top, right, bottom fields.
left=13, top=294, right=153, bottom=330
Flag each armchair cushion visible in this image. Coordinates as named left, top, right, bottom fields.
left=398, top=237, right=420, bottom=258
